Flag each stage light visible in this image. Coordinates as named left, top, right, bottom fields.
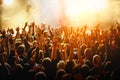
left=86, top=0, right=107, bottom=11
left=64, top=0, right=108, bottom=27
left=65, top=0, right=107, bottom=15
left=3, top=0, right=13, bottom=6
left=65, top=0, right=82, bottom=17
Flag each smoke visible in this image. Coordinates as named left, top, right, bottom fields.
left=1, top=0, right=120, bottom=30
left=29, top=0, right=120, bottom=29
left=29, top=0, right=61, bottom=27
left=1, top=0, right=28, bottom=29
left=63, top=0, right=120, bottom=29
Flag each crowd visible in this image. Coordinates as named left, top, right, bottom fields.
left=0, top=21, right=120, bottom=80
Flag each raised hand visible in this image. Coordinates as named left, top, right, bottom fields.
left=48, top=25, right=51, bottom=30
left=16, top=27, right=20, bottom=32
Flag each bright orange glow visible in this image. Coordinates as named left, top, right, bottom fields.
left=64, top=0, right=108, bottom=27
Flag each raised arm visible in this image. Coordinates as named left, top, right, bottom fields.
left=50, top=36, right=58, bottom=60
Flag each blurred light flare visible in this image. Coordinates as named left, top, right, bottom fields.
left=1, top=0, right=120, bottom=30
left=3, top=0, right=13, bottom=6
left=65, top=0, right=108, bottom=26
